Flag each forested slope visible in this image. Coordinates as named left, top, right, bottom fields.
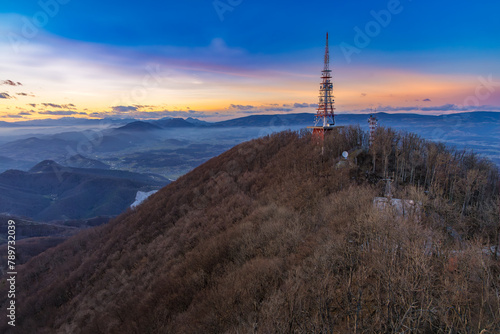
left=0, top=127, right=498, bottom=333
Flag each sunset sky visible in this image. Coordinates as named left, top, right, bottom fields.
left=1, top=0, right=499, bottom=121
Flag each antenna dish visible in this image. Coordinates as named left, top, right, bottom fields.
left=342, top=151, right=348, bottom=159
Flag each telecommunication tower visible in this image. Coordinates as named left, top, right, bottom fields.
left=308, top=32, right=335, bottom=143
left=368, top=113, right=378, bottom=147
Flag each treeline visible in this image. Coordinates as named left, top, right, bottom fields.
left=0, top=127, right=498, bottom=333
left=368, top=126, right=498, bottom=241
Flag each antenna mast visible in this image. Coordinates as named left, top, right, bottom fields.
left=316, top=32, right=335, bottom=127
left=308, top=32, right=336, bottom=144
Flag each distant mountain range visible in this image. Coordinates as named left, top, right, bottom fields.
left=0, top=112, right=498, bottom=173
left=1, top=111, right=497, bottom=128
left=0, top=117, right=134, bottom=127
left=0, top=160, right=169, bottom=221
left=115, top=120, right=163, bottom=131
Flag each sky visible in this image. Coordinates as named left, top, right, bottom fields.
left=0, top=0, right=499, bottom=121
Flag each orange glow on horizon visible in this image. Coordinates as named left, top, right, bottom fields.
left=0, top=65, right=495, bottom=122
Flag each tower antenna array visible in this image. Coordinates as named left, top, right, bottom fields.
left=308, top=32, right=336, bottom=143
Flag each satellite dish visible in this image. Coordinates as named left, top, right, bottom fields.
left=342, top=151, right=348, bottom=159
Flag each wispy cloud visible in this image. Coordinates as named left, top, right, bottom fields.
left=38, top=110, right=86, bottom=116
left=364, top=105, right=420, bottom=112
left=359, top=104, right=500, bottom=113
left=420, top=103, right=458, bottom=112
left=229, top=104, right=256, bottom=111
left=112, top=105, right=138, bottom=112
left=1, top=80, right=22, bottom=86
left=227, top=102, right=316, bottom=114
left=264, top=107, right=294, bottom=112
left=293, top=103, right=312, bottom=108
left=41, top=103, right=76, bottom=109
left=90, top=109, right=210, bottom=119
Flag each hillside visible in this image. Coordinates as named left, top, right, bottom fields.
left=62, top=154, right=110, bottom=169
left=152, top=117, right=196, bottom=128
left=0, top=161, right=168, bottom=221
left=115, top=121, right=162, bottom=132
left=0, top=127, right=498, bottom=333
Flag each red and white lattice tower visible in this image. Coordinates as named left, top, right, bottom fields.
left=368, top=114, right=378, bottom=147
left=308, top=32, right=335, bottom=143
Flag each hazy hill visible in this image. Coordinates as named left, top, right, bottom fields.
left=0, top=128, right=163, bottom=167
left=62, top=154, right=110, bottom=169
left=1, top=127, right=497, bottom=333
left=0, top=137, right=71, bottom=160
left=185, top=117, right=210, bottom=126
left=0, top=160, right=168, bottom=221
left=115, top=121, right=162, bottom=132
left=153, top=117, right=196, bottom=128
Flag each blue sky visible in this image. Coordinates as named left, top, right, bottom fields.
left=0, top=0, right=499, bottom=120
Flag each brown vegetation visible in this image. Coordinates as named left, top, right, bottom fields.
left=0, top=127, right=498, bottom=333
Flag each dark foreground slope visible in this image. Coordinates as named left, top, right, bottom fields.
left=0, top=128, right=498, bottom=333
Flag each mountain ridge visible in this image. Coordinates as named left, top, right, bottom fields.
left=1, top=127, right=497, bottom=333
left=1, top=111, right=498, bottom=128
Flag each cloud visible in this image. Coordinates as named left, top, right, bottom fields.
left=28, top=103, right=37, bottom=107
left=229, top=104, right=256, bottom=110
left=111, top=105, right=138, bottom=112
left=361, top=93, right=367, bottom=97
left=16, top=92, right=35, bottom=97
left=1, top=114, right=23, bottom=118
left=90, top=109, right=210, bottom=119
left=420, top=103, right=460, bottom=111
left=265, top=107, right=294, bottom=112
left=356, top=103, right=500, bottom=113
left=42, top=103, right=63, bottom=108
left=293, top=103, right=311, bottom=108
left=0, top=92, right=13, bottom=99
left=228, top=103, right=315, bottom=114
left=38, top=110, right=86, bottom=116
left=18, top=111, right=32, bottom=116
left=423, top=98, right=431, bottom=102
left=1, top=80, right=22, bottom=86
left=133, top=105, right=154, bottom=109
left=41, top=102, right=74, bottom=109
left=362, top=105, right=420, bottom=112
